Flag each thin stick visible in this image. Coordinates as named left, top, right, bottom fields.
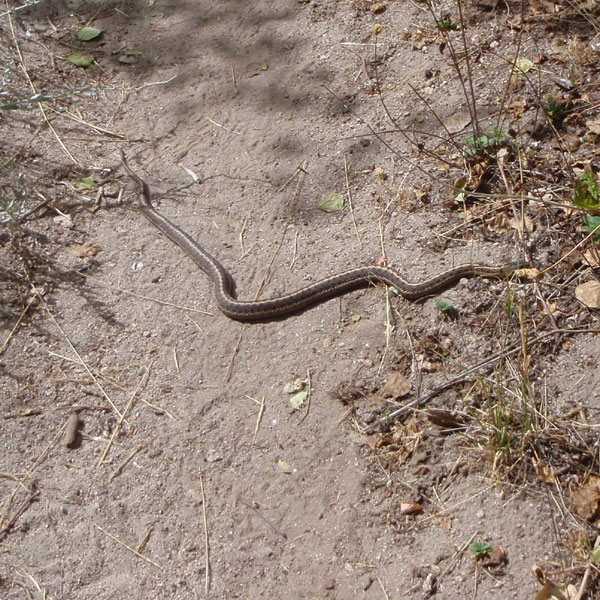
left=0, top=295, right=35, bottom=356
left=299, top=368, right=312, bottom=423
left=94, top=523, right=163, bottom=569
left=344, top=154, right=362, bottom=248
left=1, top=417, right=69, bottom=521
left=96, top=361, right=154, bottom=468
left=7, top=10, right=80, bottom=165
left=230, top=60, right=238, bottom=93
left=289, top=231, right=299, bottom=270
left=365, top=327, right=600, bottom=432
left=109, top=446, right=143, bottom=483
left=278, top=161, right=309, bottom=192
left=84, top=275, right=212, bottom=315
left=46, top=106, right=127, bottom=138
left=223, top=225, right=289, bottom=382
left=0, top=483, right=38, bottom=540
left=206, top=116, right=241, bottom=135
left=239, top=217, right=248, bottom=257
left=173, top=346, right=180, bottom=376
left=136, top=528, right=153, bottom=554
left=541, top=219, right=600, bottom=274
left=377, top=576, right=391, bottom=600
left=237, top=497, right=287, bottom=539
left=253, top=396, right=265, bottom=443
left=27, top=276, right=123, bottom=418
left=199, top=474, right=211, bottom=594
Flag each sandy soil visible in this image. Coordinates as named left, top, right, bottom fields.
left=2, top=1, right=600, bottom=598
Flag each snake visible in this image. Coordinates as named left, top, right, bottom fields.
left=120, top=153, right=525, bottom=322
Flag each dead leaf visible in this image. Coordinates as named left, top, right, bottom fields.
left=571, top=475, right=600, bottom=524
left=481, top=546, right=507, bottom=568
left=413, top=184, right=430, bottom=203
left=373, top=166, right=387, bottom=181
left=425, top=409, right=465, bottom=429
left=487, top=212, right=510, bottom=233
left=586, top=118, right=600, bottom=135
left=71, top=242, right=100, bottom=259
left=582, top=249, right=600, bottom=268
left=516, top=267, right=542, bottom=281
left=443, top=110, right=472, bottom=135
left=54, top=214, right=73, bottom=228
left=533, top=458, right=556, bottom=484
left=370, top=2, right=385, bottom=14
left=534, top=581, right=568, bottom=600
left=284, top=378, right=309, bottom=410
left=399, top=502, right=422, bottom=515
left=277, top=459, right=292, bottom=474
left=509, top=214, right=535, bottom=234
left=381, top=372, right=411, bottom=398
left=575, top=281, right=600, bottom=308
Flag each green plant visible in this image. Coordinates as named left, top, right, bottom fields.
left=541, top=94, right=566, bottom=126
left=572, top=173, right=599, bottom=211
left=583, top=216, right=600, bottom=242
left=436, top=14, right=458, bottom=30
left=489, top=402, right=514, bottom=452
left=464, top=125, right=505, bottom=156
left=469, top=540, right=492, bottom=559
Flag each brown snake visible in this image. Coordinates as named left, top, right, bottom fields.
left=121, top=153, right=525, bottom=322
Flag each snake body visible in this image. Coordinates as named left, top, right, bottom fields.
left=121, top=154, right=523, bottom=322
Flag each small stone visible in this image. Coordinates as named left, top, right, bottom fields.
left=323, top=578, right=336, bottom=590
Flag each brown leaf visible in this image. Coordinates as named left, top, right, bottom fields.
left=487, top=212, right=510, bottom=233
left=575, top=281, right=600, bottom=308
left=425, top=409, right=465, bottom=429
left=509, top=214, right=535, bottom=234
left=399, top=501, right=422, bottom=515
left=586, top=118, right=600, bottom=135
left=582, top=249, right=600, bottom=268
left=533, top=458, right=556, bottom=484
left=71, top=242, right=100, bottom=259
left=481, top=546, right=507, bottom=568
left=373, top=166, right=387, bottom=181
left=517, top=267, right=542, bottom=281
left=381, top=372, right=411, bottom=399
left=571, top=475, right=600, bottom=524
left=534, top=581, right=569, bottom=600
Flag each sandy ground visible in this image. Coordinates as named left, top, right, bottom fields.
left=2, top=1, right=600, bottom=598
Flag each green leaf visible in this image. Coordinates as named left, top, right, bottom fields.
left=125, top=50, right=142, bottom=56
left=514, top=57, right=534, bottom=74
left=572, top=173, right=599, bottom=210
left=318, top=192, right=344, bottom=213
left=71, top=176, right=97, bottom=191
left=584, top=216, right=600, bottom=241
left=77, top=26, right=102, bottom=41
left=434, top=297, right=454, bottom=312
left=591, top=546, right=600, bottom=565
left=284, top=378, right=309, bottom=409
left=469, top=540, right=492, bottom=558
left=69, top=53, right=94, bottom=67
left=289, top=390, right=308, bottom=410
left=148, top=0, right=156, bottom=5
